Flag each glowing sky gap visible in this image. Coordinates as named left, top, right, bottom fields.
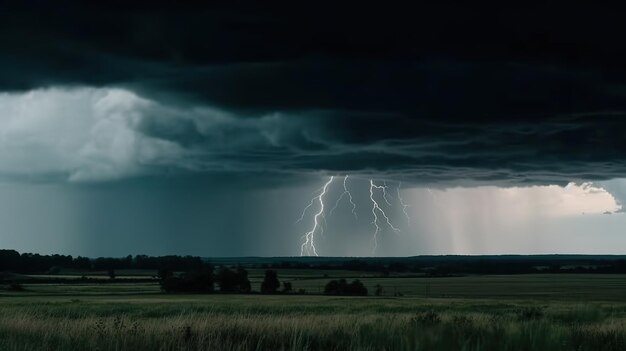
left=426, top=187, right=445, bottom=211
left=329, top=175, right=358, bottom=219
left=369, top=179, right=401, bottom=253
left=300, top=176, right=335, bottom=256
left=397, top=182, right=411, bottom=225
left=296, top=177, right=618, bottom=256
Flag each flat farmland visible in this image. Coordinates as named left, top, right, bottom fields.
left=1, top=272, right=625, bottom=350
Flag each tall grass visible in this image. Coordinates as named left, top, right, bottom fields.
left=0, top=304, right=623, bottom=350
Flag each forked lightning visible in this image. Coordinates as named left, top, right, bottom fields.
left=300, top=176, right=334, bottom=256
left=298, top=176, right=410, bottom=256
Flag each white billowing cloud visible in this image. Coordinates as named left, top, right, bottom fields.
left=485, top=182, right=623, bottom=218
left=0, top=87, right=307, bottom=181
left=0, top=87, right=184, bottom=181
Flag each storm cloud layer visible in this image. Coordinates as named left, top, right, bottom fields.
left=3, top=3, right=626, bottom=184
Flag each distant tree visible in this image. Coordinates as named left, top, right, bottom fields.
left=282, top=281, right=293, bottom=293
left=374, top=284, right=384, bottom=296
left=215, top=267, right=251, bottom=293
left=158, top=269, right=173, bottom=280
left=216, top=267, right=237, bottom=292
left=124, top=255, right=132, bottom=267
left=237, top=267, right=251, bottom=293
left=160, top=268, right=214, bottom=294
left=261, top=270, right=280, bottom=294
left=349, top=280, right=368, bottom=296
left=324, top=279, right=340, bottom=295
left=107, top=269, right=115, bottom=279
left=0, top=250, right=21, bottom=271
left=73, top=256, right=92, bottom=270
left=324, top=279, right=367, bottom=296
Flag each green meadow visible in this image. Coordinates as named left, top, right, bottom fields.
left=1, top=271, right=625, bottom=350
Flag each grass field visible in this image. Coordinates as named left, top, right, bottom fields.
left=1, top=272, right=625, bottom=350
left=11, top=271, right=626, bottom=301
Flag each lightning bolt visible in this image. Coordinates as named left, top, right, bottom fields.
left=397, top=182, right=411, bottom=225
left=300, top=176, right=335, bottom=256
left=296, top=198, right=316, bottom=224
left=370, top=179, right=400, bottom=253
left=381, top=180, right=392, bottom=205
left=296, top=183, right=330, bottom=224
left=296, top=176, right=412, bottom=256
left=329, top=175, right=358, bottom=219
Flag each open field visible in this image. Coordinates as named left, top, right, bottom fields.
left=285, top=274, right=626, bottom=300
left=1, top=273, right=625, bottom=350
left=0, top=294, right=625, bottom=350
left=9, top=272, right=626, bottom=301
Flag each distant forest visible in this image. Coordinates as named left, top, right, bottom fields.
left=0, top=250, right=206, bottom=273
left=1, top=249, right=626, bottom=275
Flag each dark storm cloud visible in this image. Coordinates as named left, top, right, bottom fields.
left=3, top=3, right=626, bottom=184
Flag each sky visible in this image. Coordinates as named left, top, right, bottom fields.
left=1, top=3, right=626, bottom=257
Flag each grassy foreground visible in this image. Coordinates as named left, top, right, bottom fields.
left=0, top=293, right=625, bottom=351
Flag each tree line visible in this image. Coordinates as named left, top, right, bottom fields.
left=257, top=258, right=626, bottom=275
left=0, top=250, right=207, bottom=273
left=2, top=249, right=625, bottom=275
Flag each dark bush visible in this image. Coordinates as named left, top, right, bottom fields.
left=261, top=270, right=280, bottom=294
left=157, top=269, right=173, bottom=280
left=160, top=269, right=214, bottom=293
left=324, top=279, right=368, bottom=296
left=215, top=267, right=250, bottom=293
